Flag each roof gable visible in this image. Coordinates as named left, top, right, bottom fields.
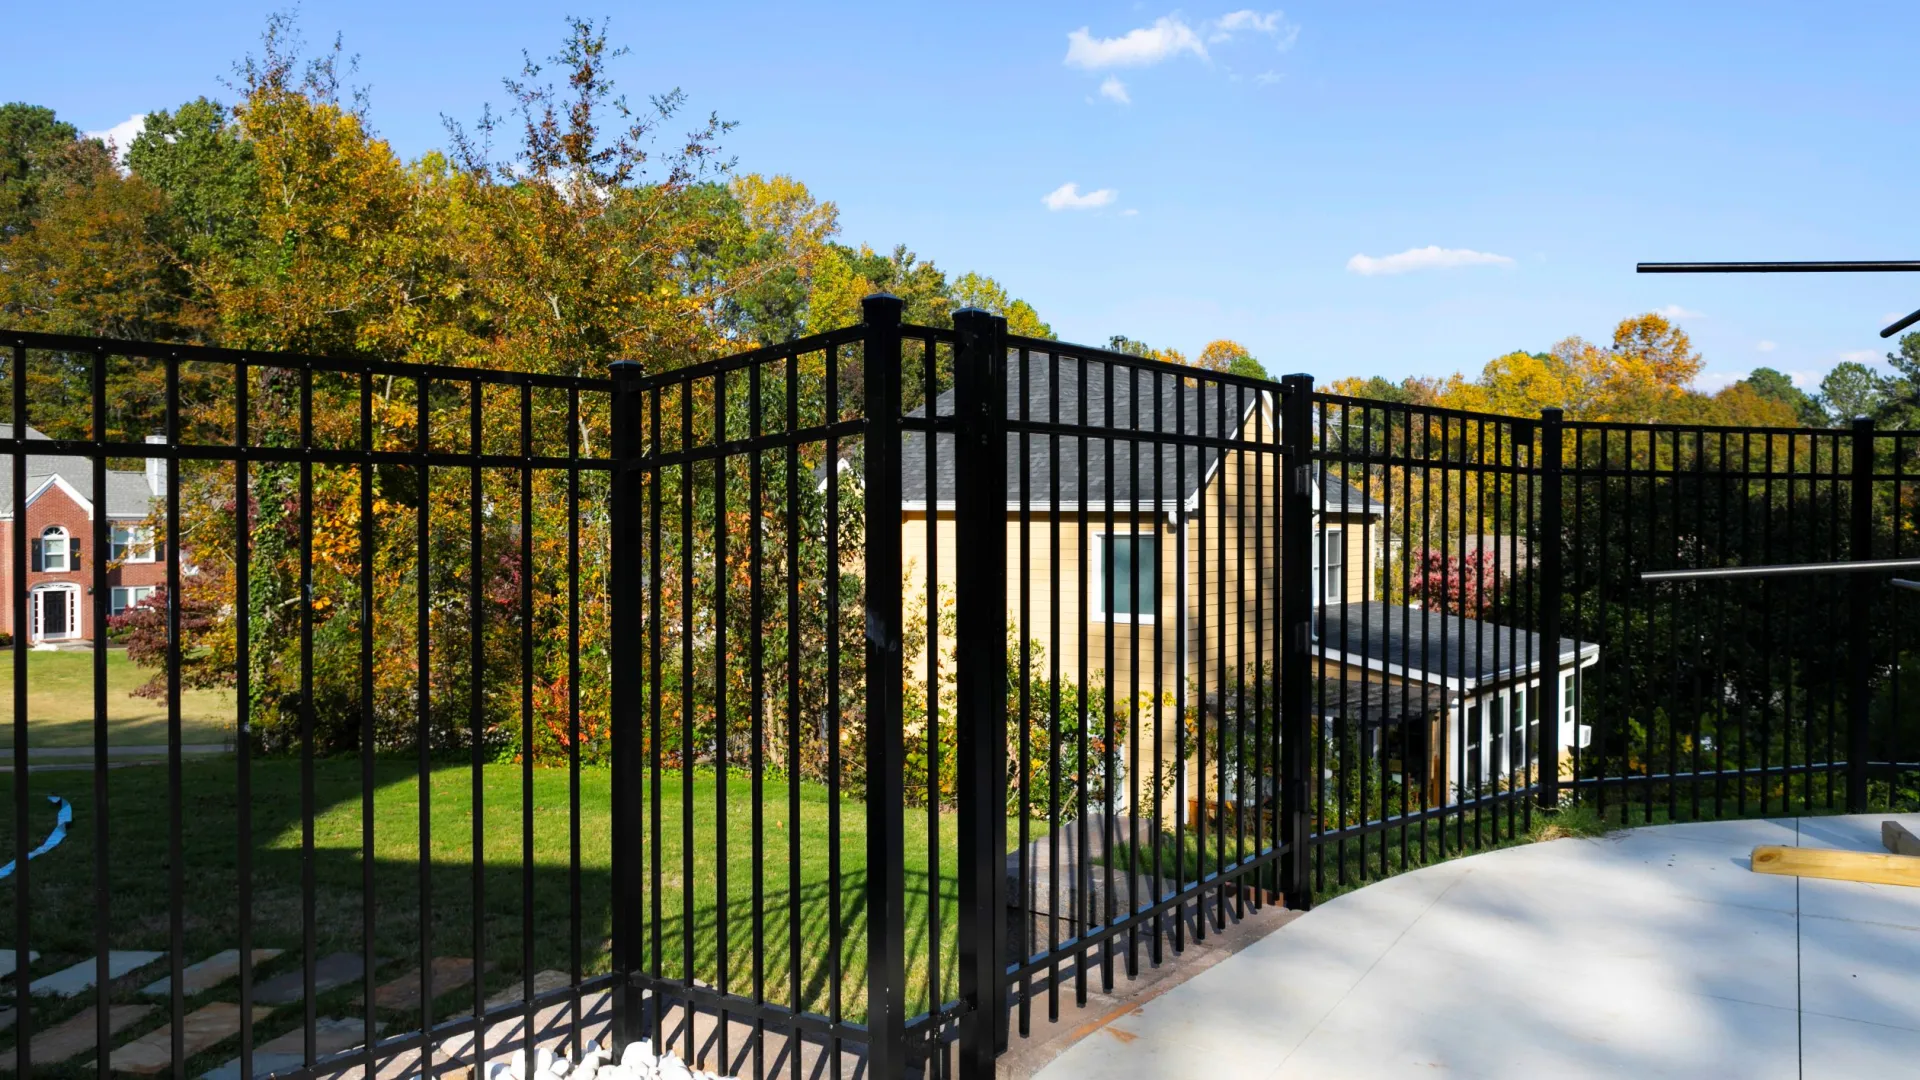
left=898, top=355, right=1385, bottom=516
left=901, top=353, right=1263, bottom=509
left=0, top=423, right=158, bottom=519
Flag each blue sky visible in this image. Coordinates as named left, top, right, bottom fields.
left=6, top=2, right=1918, bottom=392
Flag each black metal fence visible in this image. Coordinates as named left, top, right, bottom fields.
left=0, top=329, right=618, bottom=1080
left=5, top=305, right=1917, bottom=1080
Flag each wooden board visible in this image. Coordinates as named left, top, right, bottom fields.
left=1750, top=845, right=1920, bottom=888
left=1882, top=820, right=1920, bottom=857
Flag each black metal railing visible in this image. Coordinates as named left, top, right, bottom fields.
left=0, top=329, right=617, bottom=1080
left=6, top=307, right=1918, bottom=1080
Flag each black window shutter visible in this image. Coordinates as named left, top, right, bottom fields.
left=29, top=538, right=40, bottom=573
left=70, top=539, right=80, bottom=571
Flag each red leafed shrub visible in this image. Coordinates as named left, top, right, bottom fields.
left=1408, top=549, right=1502, bottom=617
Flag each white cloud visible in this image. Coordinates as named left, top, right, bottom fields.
left=83, top=113, right=146, bottom=163
left=1209, top=9, right=1300, bottom=48
left=1788, top=370, right=1822, bottom=389
left=1254, top=70, right=1284, bottom=85
left=1345, top=245, right=1515, bottom=276
left=1655, top=304, right=1704, bottom=319
left=1694, top=371, right=1741, bottom=393
left=1065, top=17, right=1207, bottom=69
left=1757, top=340, right=1778, bottom=352
left=1098, top=76, right=1131, bottom=104
left=1120, top=208, right=1140, bottom=217
left=1838, top=350, right=1880, bottom=364
left=1043, top=182, right=1118, bottom=211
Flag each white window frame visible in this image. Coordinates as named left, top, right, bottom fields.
left=1091, top=530, right=1159, bottom=624
left=1312, top=527, right=1345, bottom=606
left=110, top=523, right=156, bottom=563
left=39, top=525, right=69, bottom=572
left=1517, top=682, right=1535, bottom=776
left=109, top=586, right=155, bottom=617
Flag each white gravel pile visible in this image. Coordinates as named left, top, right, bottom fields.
left=483, top=1038, right=735, bottom=1080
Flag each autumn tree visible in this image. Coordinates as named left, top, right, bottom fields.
left=1196, top=338, right=1268, bottom=380
left=0, top=139, right=201, bottom=343
left=1434, top=313, right=1706, bottom=422
left=948, top=271, right=1054, bottom=339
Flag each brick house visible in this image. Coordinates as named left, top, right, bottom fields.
left=0, top=425, right=166, bottom=645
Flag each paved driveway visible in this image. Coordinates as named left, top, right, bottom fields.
left=1036, top=813, right=1920, bottom=1079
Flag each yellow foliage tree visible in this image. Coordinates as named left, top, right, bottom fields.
left=1436, top=312, right=1706, bottom=422
left=1196, top=339, right=1251, bottom=371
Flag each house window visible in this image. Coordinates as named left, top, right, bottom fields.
left=110, top=586, right=156, bottom=617
left=1522, top=683, right=1538, bottom=773
left=38, top=526, right=69, bottom=572
left=110, top=524, right=157, bottom=563
left=1510, top=685, right=1529, bottom=777
left=1312, top=528, right=1345, bottom=605
left=1490, top=691, right=1509, bottom=781
left=1464, top=701, right=1483, bottom=791
left=1093, top=533, right=1158, bottom=623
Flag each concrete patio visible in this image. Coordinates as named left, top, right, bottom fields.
left=1035, top=813, right=1920, bottom=1079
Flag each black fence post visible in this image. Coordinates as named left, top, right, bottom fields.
left=1538, top=408, right=1564, bottom=810
left=952, top=307, right=1009, bottom=1077
left=1278, top=374, right=1314, bottom=911
left=861, top=293, right=910, bottom=1079
left=1848, top=415, right=1874, bottom=813
left=607, top=359, right=647, bottom=1051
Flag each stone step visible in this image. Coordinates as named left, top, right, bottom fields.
left=373, top=958, right=488, bottom=1013
left=481, top=970, right=572, bottom=1012
left=104, top=1002, right=274, bottom=1075
left=200, top=1016, right=380, bottom=1080
left=0, top=1003, right=152, bottom=1069
left=251, top=952, right=366, bottom=1007
left=143, top=949, right=284, bottom=998
left=0, top=951, right=38, bottom=981
left=29, top=950, right=165, bottom=997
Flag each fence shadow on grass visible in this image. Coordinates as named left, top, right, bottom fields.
left=0, top=753, right=960, bottom=1076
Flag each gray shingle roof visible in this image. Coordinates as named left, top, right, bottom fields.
left=1317, top=600, right=1596, bottom=689
left=899, top=354, right=1382, bottom=514
left=0, top=425, right=158, bottom=519
left=1205, top=678, right=1448, bottom=726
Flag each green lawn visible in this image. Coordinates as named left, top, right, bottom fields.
left=0, top=757, right=1018, bottom=1075
left=0, top=648, right=236, bottom=747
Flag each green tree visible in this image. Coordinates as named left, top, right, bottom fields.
left=127, top=97, right=259, bottom=263
left=1878, top=333, right=1920, bottom=428
left=1818, top=361, right=1888, bottom=424
left=0, top=102, right=85, bottom=238
left=1741, top=367, right=1827, bottom=426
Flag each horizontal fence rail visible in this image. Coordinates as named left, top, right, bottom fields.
left=1641, top=557, right=1920, bottom=582
left=8, top=313, right=1920, bottom=1080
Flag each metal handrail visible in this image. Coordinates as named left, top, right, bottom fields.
left=1641, top=557, right=1920, bottom=582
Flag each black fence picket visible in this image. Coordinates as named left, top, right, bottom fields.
left=4, top=314, right=1918, bottom=1080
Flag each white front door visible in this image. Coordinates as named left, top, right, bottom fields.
left=32, top=587, right=78, bottom=642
